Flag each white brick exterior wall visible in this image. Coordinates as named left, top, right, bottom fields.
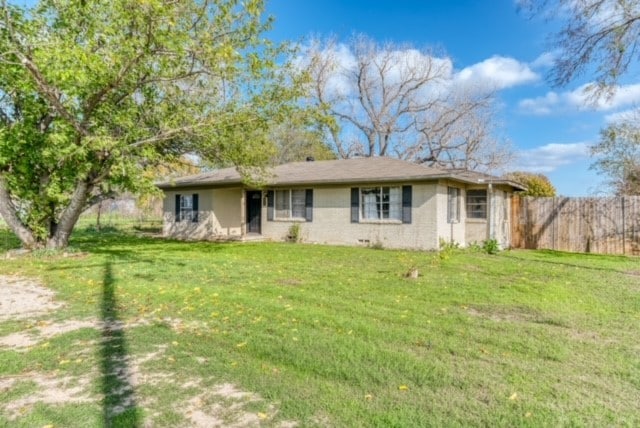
left=261, top=183, right=439, bottom=250
left=162, top=182, right=514, bottom=250
left=163, top=188, right=243, bottom=240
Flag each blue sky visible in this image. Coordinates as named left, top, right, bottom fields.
left=265, top=0, right=640, bottom=196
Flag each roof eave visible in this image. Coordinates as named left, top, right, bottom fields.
left=156, top=174, right=527, bottom=191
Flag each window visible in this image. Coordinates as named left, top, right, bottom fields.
left=175, top=194, right=199, bottom=222
left=360, top=187, right=402, bottom=221
left=447, top=187, right=460, bottom=223
left=274, top=189, right=308, bottom=219
left=466, top=189, right=487, bottom=219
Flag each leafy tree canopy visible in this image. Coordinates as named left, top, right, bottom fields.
left=591, top=111, right=640, bottom=195
left=504, top=171, right=557, bottom=196
left=0, top=0, right=309, bottom=249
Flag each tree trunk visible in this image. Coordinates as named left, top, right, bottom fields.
left=0, top=176, right=38, bottom=249
left=46, top=180, right=92, bottom=249
left=96, top=200, right=103, bottom=231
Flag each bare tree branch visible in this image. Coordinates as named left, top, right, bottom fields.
left=305, top=35, right=512, bottom=171
left=523, top=0, right=640, bottom=96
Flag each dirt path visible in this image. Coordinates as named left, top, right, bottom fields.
left=0, top=275, right=63, bottom=322
left=0, top=275, right=298, bottom=427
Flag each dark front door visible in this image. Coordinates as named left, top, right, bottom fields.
left=246, top=191, right=262, bottom=234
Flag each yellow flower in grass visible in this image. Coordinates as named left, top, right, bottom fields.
left=398, top=385, right=409, bottom=391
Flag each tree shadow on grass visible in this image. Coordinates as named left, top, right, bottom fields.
left=501, top=251, right=631, bottom=273
left=101, top=259, right=141, bottom=427
left=71, top=231, right=230, bottom=259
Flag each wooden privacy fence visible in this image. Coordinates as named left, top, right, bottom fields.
left=511, top=196, right=640, bottom=255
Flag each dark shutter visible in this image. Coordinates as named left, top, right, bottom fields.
left=351, top=188, right=359, bottom=223
left=192, top=193, right=199, bottom=222
left=402, top=185, right=412, bottom=224
left=305, top=189, right=313, bottom=222
left=267, top=190, right=274, bottom=221
left=175, top=194, right=181, bottom=222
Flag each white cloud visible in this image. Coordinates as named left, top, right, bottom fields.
left=519, top=83, right=640, bottom=115
left=519, top=91, right=560, bottom=115
left=455, top=56, right=539, bottom=90
left=531, top=51, right=556, bottom=69
left=603, top=108, right=639, bottom=123
left=514, top=142, right=591, bottom=173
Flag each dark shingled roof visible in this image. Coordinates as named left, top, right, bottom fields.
left=157, top=157, right=526, bottom=190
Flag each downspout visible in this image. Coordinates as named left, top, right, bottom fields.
left=488, top=182, right=495, bottom=242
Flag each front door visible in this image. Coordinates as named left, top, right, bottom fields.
left=246, top=191, right=262, bottom=234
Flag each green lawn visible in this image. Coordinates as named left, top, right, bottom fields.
left=0, top=228, right=638, bottom=427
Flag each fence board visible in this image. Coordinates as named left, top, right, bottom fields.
left=513, top=196, right=640, bottom=255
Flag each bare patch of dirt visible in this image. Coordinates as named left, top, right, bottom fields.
left=181, top=384, right=296, bottom=428
left=1, top=373, right=93, bottom=420
left=0, top=318, right=151, bottom=350
left=567, top=330, right=617, bottom=345
left=0, top=276, right=297, bottom=426
left=0, top=318, right=98, bottom=349
left=466, top=306, right=542, bottom=323
left=278, top=278, right=303, bottom=287
left=466, top=306, right=569, bottom=328
left=125, top=345, right=171, bottom=389
left=0, top=275, right=63, bottom=322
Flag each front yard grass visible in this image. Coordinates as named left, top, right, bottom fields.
left=0, top=229, right=638, bottom=426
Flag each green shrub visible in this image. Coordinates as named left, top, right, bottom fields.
left=482, top=239, right=500, bottom=255
left=288, top=223, right=301, bottom=243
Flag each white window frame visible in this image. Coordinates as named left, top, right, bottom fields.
left=447, top=187, right=460, bottom=223
left=360, top=186, right=402, bottom=221
left=275, top=189, right=306, bottom=220
left=466, top=189, right=487, bottom=219
left=179, top=194, right=195, bottom=222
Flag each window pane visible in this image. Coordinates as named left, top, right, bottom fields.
left=380, top=187, right=390, bottom=218
left=388, top=187, right=402, bottom=220
left=361, top=188, right=379, bottom=219
left=275, top=190, right=290, bottom=218
left=466, top=189, right=487, bottom=219
left=291, top=189, right=306, bottom=218
left=180, top=195, right=192, bottom=209
left=448, top=187, right=459, bottom=222
left=180, top=195, right=193, bottom=221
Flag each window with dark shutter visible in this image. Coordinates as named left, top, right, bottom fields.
left=192, top=194, right=199, bottom=223
left=175, top=194, right=198, bottom=222
left=402, top=185, right=412, bottom=224
left=305, top=189, right=313, bottom=222
left=351, top=188, right=359, bottom=223
left=175, top=194, right=181, bottom=222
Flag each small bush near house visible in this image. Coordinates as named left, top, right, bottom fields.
left=287, top=223, right=302, bottom=243
left=482, top=238, right=500, bottom=255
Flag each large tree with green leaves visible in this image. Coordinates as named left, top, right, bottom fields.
left=0, top=0, right=304, bottom=249
left=591, top=111, right=640, bottom=195
left=503, top=171, right=557, bottom=196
